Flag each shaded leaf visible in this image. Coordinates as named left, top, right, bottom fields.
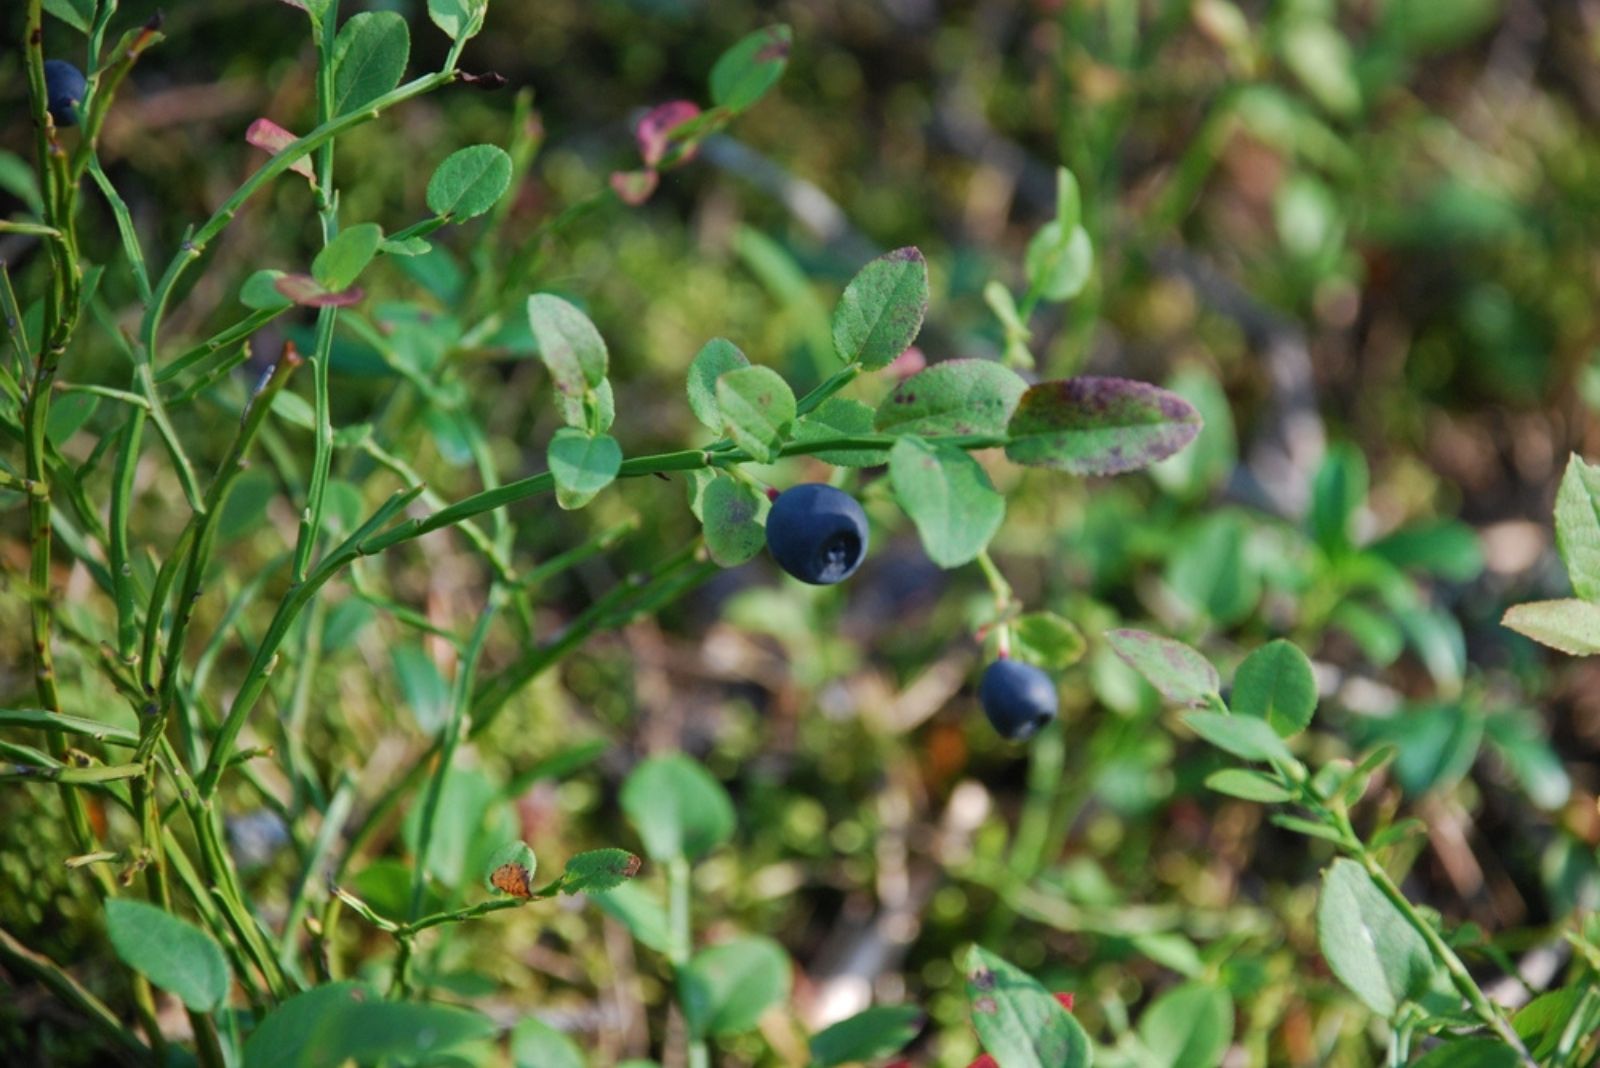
left=562, top=849, right=642, bottom=895
left=700, top=474, right=768, bottom=567
left=889, top=436, right=1004, bottom=568
left=105, top=899, right=229, bottom=1012
left=547, top=429, right=621, bottom=510
left=709, top=25, right=792, bottom=112
left=808, top=1005, right=922, bottom=1068
left=1137, top=982, right=1233, bottom=1068
left=965, top=946, right=1092, bottom=1068
left=1316, top=858, right=1436, bottom=1017
left=686, top=338, right=749, bottom=431
left=312, top=222, right=383, bottom=292
left=794, top=397, right=888, bottom=467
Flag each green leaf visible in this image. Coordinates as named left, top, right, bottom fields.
left=686, top=338, right=749, bottom=431
left=528, top=294, right=609, bottom=420
left=1164, top=512, right=1260, bottom=626
left=831, top=247, right=929, bottom=369
left=1308, top=442, right=1368, bottom=554
left=561, top=849, right=642, bottom=895
left=104, top=899, right=229, bottom=1012
left=1503, top=599, right=1600, bottom=656
left=1361, top=702, right=1483, bottom=798
left=965, top=946, right=1092, bottom=1068
left=1281, top=16, right=1361, bottom=117
left=547, top=429, right=621, bottom=510
left=218, top=468, right=278, bottom=543
left=312, top=222, right=383, bottom=291
left=42, top=0, right=93, bottom=33
left=427, top=0, right=487, bottom=43
left=1554, top=455, right=1600, bottom=600
left=1004, top=378, right=1203, bottom=475
left=619, top=754, right=735, bottom=862
left=1012, top=613, right=1086, bottom=670
left=681, top=936, right=792, bottom=1038
left=1204, top=768, right=1294, bottom=803
left=392, top=643, right=450, bottom=735
left=794, top=397, right=889, bottom=467
left=426, top=145, right=514, bottom=220
left=888, top=436, right=1004, bottom=568
left=242, top=983, right=496, bottom=1068
left=874, top=359, right=1027, bottom=438
left=1230, top=640, right=1317, bottom=737
left=700, top=474, right=768, bottom=567
left=808, top=1005, right=922, bottom=1067
left=241, top=269, right=294, bottom=310
left=482, top=841, right=538, bottom=897
left=45, top=391, right=97, bottom=445
left=1149, top=366, right=1238, bottom=500
left=1024, top=222, right=1093, bottom=303
left=1368, top=519, right=1483, bottom=582
left=709, top=25, right=792, bottom=112
left=1137, top=982, right=1234, bottom=1068
left=1408, top=1039, right=1523, bottom=1068
left=1104, top=629, right=1219, bottom=706
left=1185, top=711, right=1296, bottom=766
left=591, top=882, right=673, bottom=955
left=331, top=12, right=410, bottom=116
left=1485, top=711, right=1571, bottom=811
left=716, top=366, right=796, bottom=462
left=1514, top=987, right=1588, bottom=1062
left=1316, top=858, right=1436, bottom=1017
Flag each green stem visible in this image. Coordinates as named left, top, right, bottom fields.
left=408, top=587, right=503, bottom=920
left=667, top=856, right=710, bottom=1068
left=0, top=925, right=151, bottom=1062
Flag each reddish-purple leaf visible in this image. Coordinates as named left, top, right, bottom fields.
left=1004, top=377, right=1202, bottom=476
left=246, top=118, right=315, bottom=184
left=274, top=273, right=363, bottom=307
left=636, top=100, right=702, bottom=166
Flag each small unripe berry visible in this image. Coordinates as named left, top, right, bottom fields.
left=44, top=60, right=87, bottom=127
left=978, top=658, right=1057, bottom=741
left=764, top=483, right=869, bottom=585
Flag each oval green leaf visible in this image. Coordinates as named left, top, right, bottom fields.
left=965, top=946, right=1092, bottom=1068
left=709, top=25, right=792, bottom=112
left=427, top=144, right=514, bottom=221
left=105, top=899, right=229, bottom=1012
left=1105, top=629, right=1219, bottom=706
left=528, top=294, right=609, bottom=416
left=716, top=365, right=795, bottom=462
left=619, top=754, right=735, bottom=862
left=312, top=222, right=383, bottom=292
left=874, top=358, right=1027, bottom=438
left=1231, top=639, right=1318, bottom=737
left=700, top=474, right=768, bottom=567
left=681, top=936, right=792, bottom=1038
left=889, top=436, right=1004, bottom=569
left=1137, top=981, right=1234, bottom=1068
left=331, top=12, right=409, bottom=116
left=794, top=397, right=889, bottom=467
left=548, top=429, right=621, bottom=510
left=1316, top=858, right=1437, bottom=1017
left=832, top=247, right=929, bottom=370
left=686, top=338, right=749, bottom=431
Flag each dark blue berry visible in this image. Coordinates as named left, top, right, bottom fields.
left=764, top=483, right=869, bottom=585
left=979, top=659, right=1057, bottom=741
left=45, top=61, right=87, bottom=127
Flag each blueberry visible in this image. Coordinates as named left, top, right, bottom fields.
left=764, top=483, right=869, bottom=585
left=979, top=659, right=1057, bottom=741
left=44, top=60, right=86, bottom=127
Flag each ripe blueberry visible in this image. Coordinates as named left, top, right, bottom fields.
left=44, top=61, right=87, bottom=127
left=979, top=658, right=1057, bottom=741
left=764, top=483, right=869, bottom=585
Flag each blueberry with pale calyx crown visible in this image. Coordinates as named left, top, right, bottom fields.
left=764, top=483, right=869, bottom=585
left=44, top=60, right=86, bottom=127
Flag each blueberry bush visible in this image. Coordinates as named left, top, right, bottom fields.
left=3, top=1, right=1598, bottom=1066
